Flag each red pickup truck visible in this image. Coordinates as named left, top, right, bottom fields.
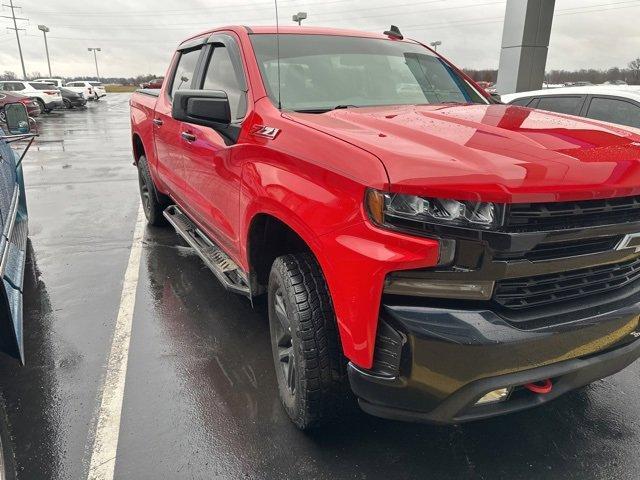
left=130, top=25, right=640, bottom=429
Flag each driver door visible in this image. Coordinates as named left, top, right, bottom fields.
left=180, top=34, right=248, bottom=259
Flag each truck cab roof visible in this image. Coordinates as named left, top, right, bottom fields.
left=179, top=25, right=419, bottom=47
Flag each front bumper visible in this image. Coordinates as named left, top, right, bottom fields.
left=349, top=296, right=640, bottom=424
left=44, top=99, right=64, bottom=110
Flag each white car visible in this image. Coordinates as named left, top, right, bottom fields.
left=34, top=78, right=65, bottom=88
left=64, top=81, right=106, bottom=100
left=0, top=80, right=63, bottom=113
left=500, top=85, right=640, bottom=129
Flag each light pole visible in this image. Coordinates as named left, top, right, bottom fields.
left=87, top=47, right=101, bottom=81
left=4, top=0, right=27, bottom=79
left=38, top=25, right=52, bottom=77
left=430, top=40, right=442, bottom=52
left=292, top=12, right=307, bottom=25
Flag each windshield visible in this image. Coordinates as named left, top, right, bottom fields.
left=250, top=34, right=486, bottom=112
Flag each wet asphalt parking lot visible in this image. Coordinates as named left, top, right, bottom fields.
left=1, top=93, right=640, bottom=479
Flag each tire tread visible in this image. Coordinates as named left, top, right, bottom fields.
left=271, top=252, right=349, bottom=429
left=137, top=155, right=168, bottom=226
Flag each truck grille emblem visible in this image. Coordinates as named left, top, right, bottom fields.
left=616, top=233, right=640, bottom=253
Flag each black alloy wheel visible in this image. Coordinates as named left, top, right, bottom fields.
left=272, top=287, right=296, bottom=396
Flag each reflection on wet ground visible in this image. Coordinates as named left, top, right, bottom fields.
left=0, top=94, right=638, bottom=479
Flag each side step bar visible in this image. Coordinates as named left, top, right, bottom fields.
left=163, top=205, right=251, bottom=297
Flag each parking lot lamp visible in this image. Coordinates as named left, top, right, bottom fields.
left=292, top=12, right=307, bottom=25
left=88, top=47, right=101, bottom=81
left=37, top=25, right=52, bottom=77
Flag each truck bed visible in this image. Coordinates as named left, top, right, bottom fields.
left=130, top=90, right=160, bottom=166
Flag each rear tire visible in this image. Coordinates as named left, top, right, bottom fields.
left=268, top=253, right=349, bottom=430
left=35, top=99, right=47, bottom=114
left=137, top=155, right=168, bottom=227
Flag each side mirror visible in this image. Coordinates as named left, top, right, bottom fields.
left=172, top=89, right=231, bottom=128
left=4, top=103, right=30, bottom=135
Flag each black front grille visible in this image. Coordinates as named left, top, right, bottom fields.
left=494, top=257, right=640, bottom=310
left=494, top=236, right=622, bottom=262
left=506, top=196, right=640, bottom=231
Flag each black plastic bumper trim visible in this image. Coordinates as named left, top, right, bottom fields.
left=351, top=336, right=640, bottom=424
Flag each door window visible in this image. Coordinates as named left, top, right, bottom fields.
left=170, top=48, right=201, bottom=98
left=510, top=97, right=534, bottom=107
left=586, top=97, right=640, bottom=128
left=536, top=96, right=583, bottom=115
left=202, top=45, right=246, bottom=119
left=3, top=82, right=25, bottom=92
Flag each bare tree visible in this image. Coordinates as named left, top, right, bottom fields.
left=629, top=58, right=640, bottom=82
left=0, top=71, right=17, bottom=80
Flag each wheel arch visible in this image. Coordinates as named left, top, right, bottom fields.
left=131, top=133, right=146, bottom=164
left=246, top=211, right=326, bottom=296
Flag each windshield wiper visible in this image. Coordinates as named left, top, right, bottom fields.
left=293, top=108, right=332, bottom=113
left=293, top=105, right=360, bottom=114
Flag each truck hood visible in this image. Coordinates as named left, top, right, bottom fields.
left=287, top=104, right=640, bottom=203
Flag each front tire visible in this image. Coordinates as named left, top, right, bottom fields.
left=137, top=155, right=168, bottom=226
left=268, top=253, right=348, bottom=429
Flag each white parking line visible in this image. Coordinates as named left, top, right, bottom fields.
left=87, top=204, right=145, bottom=480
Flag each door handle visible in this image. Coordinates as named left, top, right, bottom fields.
left=181, top=131, right=196, bottom=142
left=152, top=118, right=163, bottom=126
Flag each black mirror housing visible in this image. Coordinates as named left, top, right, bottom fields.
left=4, top=103, right=30, bottom=135
left=172, top=90, right=232, bottom=128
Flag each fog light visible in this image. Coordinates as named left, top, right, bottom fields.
left=476, top=387, right=510, bottom=405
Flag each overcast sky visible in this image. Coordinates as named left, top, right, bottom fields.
left=0, top=0, right=639, bottom=78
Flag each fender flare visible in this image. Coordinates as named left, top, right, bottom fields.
left=242, top=196, right=330, bottom=273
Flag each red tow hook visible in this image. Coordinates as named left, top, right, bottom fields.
left=524, top=379, right=553, bottom=394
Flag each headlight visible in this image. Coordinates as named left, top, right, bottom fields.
left=366, top=189, right=504, bottom=232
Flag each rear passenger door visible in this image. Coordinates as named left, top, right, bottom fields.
left=180, top=34, right=248, bottom=257
left=584, top=96, right=640, bottom=129
left=153, top=43, right=206, bottom=201
left=535, top=95, right=586, bottom=116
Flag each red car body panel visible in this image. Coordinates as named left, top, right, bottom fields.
left=288, top=104, right=640, bottom=203
left=0, top=91, right=41, bottom=117
left=130, top=25, right=640, bottom=369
